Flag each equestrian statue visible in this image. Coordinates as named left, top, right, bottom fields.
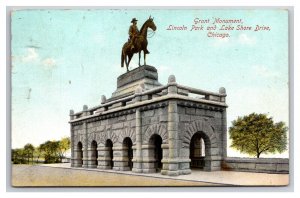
left=121, top=16, right=157, bottom=72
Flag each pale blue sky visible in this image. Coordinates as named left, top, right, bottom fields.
left=11, top=9, right=288, bottom=157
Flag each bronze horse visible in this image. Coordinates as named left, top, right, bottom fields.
left=121, top=16, right=157, bottom=72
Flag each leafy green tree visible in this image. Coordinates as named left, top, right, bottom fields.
left=57, top=137, right=71, bottom=162
left=24, top=143, right=35, bottom=164
left=229, top=113, right=288, bottom=158
left=40, top=140, right=60, bottom=163
left=12, top=149, right=18, bottom=163
left=12, top=148, right=26, bottom=164
left=12, top=149, right=17, bottom=163
left=34, top=146, right=42, bottom=163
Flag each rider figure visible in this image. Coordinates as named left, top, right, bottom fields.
left=129, top=18, right=139, bottom=51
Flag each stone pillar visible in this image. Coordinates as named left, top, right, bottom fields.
left=101, top=95, right=106, bottom=104
left=73, top=146, right=83, bottom=167
left=222, top=109, right=227, bottom=158
left=87, top=147, right=98, bottom=168
left=141, top=144, right=156, bottom=173
left=219, top=87, right=227, bottom=159
left=71, top=139, right=74, bottom=167
left=69, top=110, right=75, bottom=167
left=83, top=104, right=89, bottom=116
left=160, top=144, right=170, bottom=175
left=203, top=156, right=222, bottom=171
left=112, top=145, right=130, bottom=171
left=132, top=145, right=137, bottom=170
left=166, top=75, right=180, bottom=176
left=69, top=109, right=74, bottom=121
left=132, top=108, right=143, bottom=173
left=82, top=122, right=89, bottom=168
left=97, top=146, right=113, bottom=169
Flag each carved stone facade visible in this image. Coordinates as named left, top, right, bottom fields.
left=69, top=65, right=227, bottom=176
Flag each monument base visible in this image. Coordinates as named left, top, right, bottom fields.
left=109, top=65, right=162, bottom=101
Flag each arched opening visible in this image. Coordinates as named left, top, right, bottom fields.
left=105, top=139, right=113, bottom=169
left=123, top=137, right=133, bottom=170
left=190, top=132, right=206, bottom=169
left=149, top=134, right=163, bottom=172
left=91, top=140, right=98, bottom=166
left=77, top=142, right=83, bottom=167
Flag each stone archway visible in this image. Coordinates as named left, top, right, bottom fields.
left=190, top=132, right=206, bottom=169
left=88, top=140, right=98, bottom=168
left=149, top=134, right=163, bottom=172
left=143, top=124, right=168, bottom=144
left=105, top=139, right=113, bottom=169
left=123, top=137, right=133, bottom=171
left=183, top=120, right=221, bottom=171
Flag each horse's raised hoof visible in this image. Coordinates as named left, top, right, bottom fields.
left=145, top=49, right=150, bottom=54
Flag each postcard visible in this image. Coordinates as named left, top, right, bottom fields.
left=11, top=9, right=289, bottom=187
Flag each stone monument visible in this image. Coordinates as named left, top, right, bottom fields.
left=69, top=65, right=228, bottom=176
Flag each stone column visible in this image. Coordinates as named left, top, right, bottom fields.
left=87, top=147, right=97, bottom=168
left=132, top=108, right=143, bottom=173
left=70, top=137, right=75, bottom=167
left=73, top=146, right=83, bottom=167
left=82, top=122, right=89, bottom=168
left=219, top=87, right=227, bottom=159
left=167, top=100, right=180, bottom=176
left=160, top=143, right=170, bottom=175
left=97, top=146, right=113, bottom=169
left=69, top=110, right=74, bottom=167
left=222, top=109, right=227, bottom=158
left=112, top=145, right=130, bottom=171
left=141, top=144, right=156, bottom=173
left=166, top=75, right=180, bottom=176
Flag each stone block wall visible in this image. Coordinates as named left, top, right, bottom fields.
left=71, top=110, right=137, bottom=170
left=70, top=98, right=229, bottom=175
left=223, top=157, right=289, bottom=173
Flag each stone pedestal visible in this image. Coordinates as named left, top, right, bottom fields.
left=110, top=65, right=162, bottom=100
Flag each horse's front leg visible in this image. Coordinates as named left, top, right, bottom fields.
left=125, top=55, right=129, bottom=72
left=128, top=54, right=133, bottom=70
left=138, top=52, right=141, bottom=66
left=144, top=50, right=146, bottom=66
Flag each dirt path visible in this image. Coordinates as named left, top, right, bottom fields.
left=12, top=165, right=220, bottom=187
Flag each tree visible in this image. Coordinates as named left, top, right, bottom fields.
left=57, top=137, right=71, bottom=162
left=229, top=113, right=288, bottom=158
left=24, top=143, right=35, bottom=164
left=40, top=140, right=60, bottom=163
left=12, top=148, right=26, bottom=164
left=34, top=146, right=42, bottom=163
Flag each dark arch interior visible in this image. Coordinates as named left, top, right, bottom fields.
left=150, top=134, right=163, bottom=172
left=77, top=142, right=83, bottom=166
left=91, top=140, right=98, bottom=166
left=190, top=132, right=206, bottom=169
left=123, top=137, right=133, bottom=170
left=105, top=139, right=113, bottom=169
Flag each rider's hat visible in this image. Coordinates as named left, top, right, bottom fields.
left=131, top=18, right=138, bottom=23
